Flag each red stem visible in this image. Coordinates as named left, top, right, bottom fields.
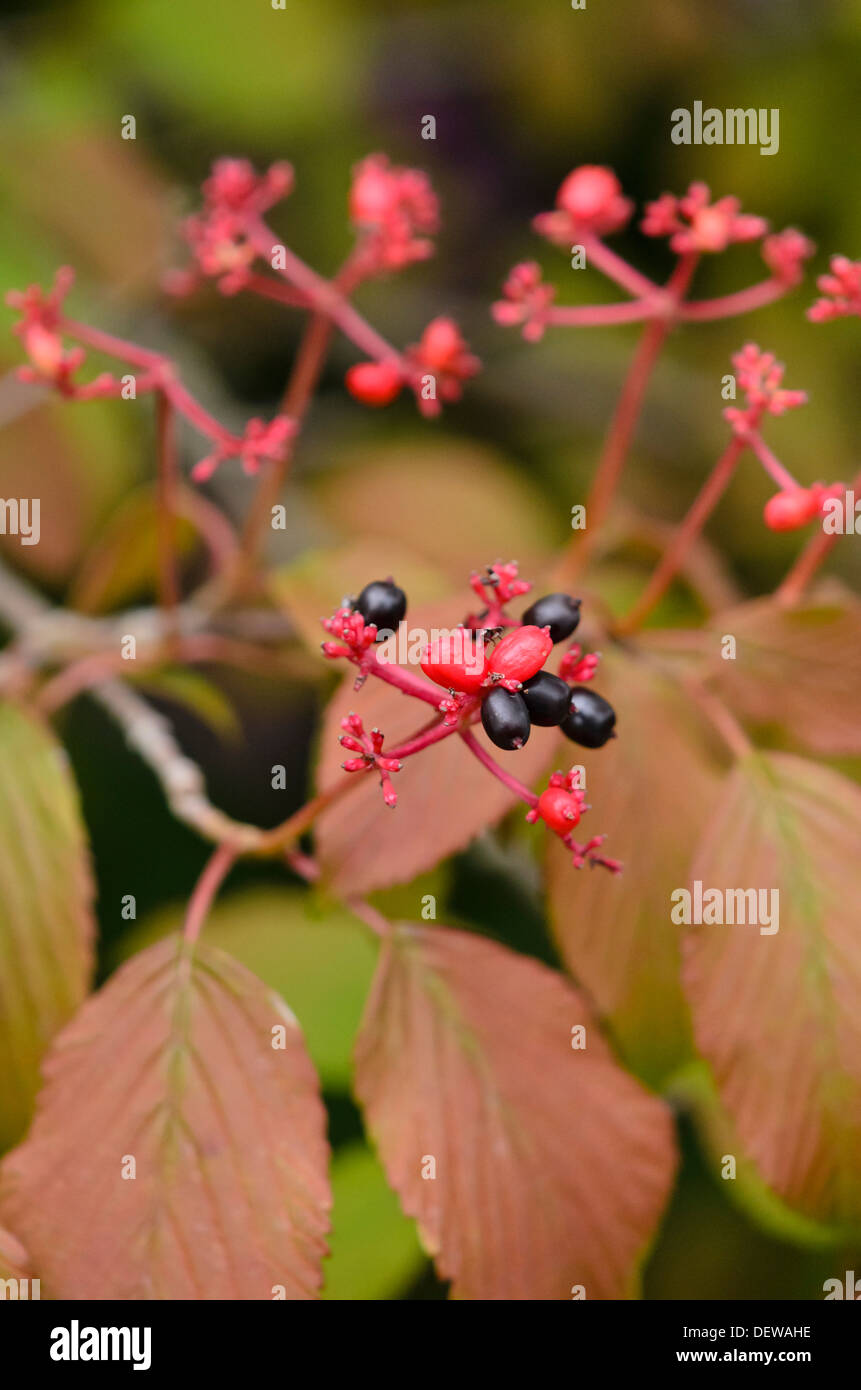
left=183, top=842, right=239, bottom=945
left=387, top=716, right=460, bottom=759
left=546, top=300, right=657, bottom=327
left=582, top=236, right=662, bottom=300
left=248, top=218, right=405, bottom=367
left=615, top=436, right=746, bottom=635
left=366, top=652, right=444, bottom=707
left=155, top=390, right=180, bottom=619
left=557, top=252, right=700, bottom=583
left=60, top=317, right=165, bottom=370
left=681, top=278, right=786, bottom=322
left=746, top=431, right=800, bottom=491
left=459, top=729, right=539, bottom=807
left=61, top=316, right=238, bottom=447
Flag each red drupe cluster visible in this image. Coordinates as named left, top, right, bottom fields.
left=319, top=564, right=619, bottom=871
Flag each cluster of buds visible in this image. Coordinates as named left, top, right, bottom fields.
left=192, top=414, right=296, bottom=482
left=349, top=154, right=439, bottom=274
left=173, top=157, right=294, bottom=296
left=491, top=262, right=556, bottom=342
left=762, top=228, right=817, bottom=288
left=641, top=182, right=767, bottom=255
left=496, top=165, right=825, bottom=350
left=467, top=561, right=532, bottom=627
left=168, top=154, right=479, bottom=423
left=6, top=268, right=118, bottom=399
left=321, top=604, right=381, bottom=686
left=559, top=643, right=600, bottom=683
left=339, top=713, right=401, bottom=808
left=723, top=343, right=808, bottom=435
left=807, top=255, right=861, bottom=322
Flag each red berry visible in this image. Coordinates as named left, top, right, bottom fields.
left=536, top=786, right=581, bottom=836
left=557, top=166, right=621, bottom=221
left=763, top=488, right=818, bottom=531
left=420, top=636, right=489, bottom=694
left=345, top=360, right=403, bottom=407
left=489, top=625, right=553, bottom=686
left=417, top=317, right=463, bottom=369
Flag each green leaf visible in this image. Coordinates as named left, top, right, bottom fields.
left=669, top=1061, right=848, bottom=1250
left=111, top=885, right=378, bottom=1092
left=136, top=667, right=241, bottom=740
left=323, top=1142, right=425, bottom=1300
left=69, top=485, right=197, bottom=614
left=0, top=704, right=95, bottom=1152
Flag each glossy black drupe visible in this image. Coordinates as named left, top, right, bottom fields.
left=481, top=687, right=531, bottom=750
left=520, top=593, right=581, bottom=643
left=561, top=686, right=616, bottom=748
left=521, top=671, right=571, bottom=726
left=355, top=579, right=407, bottom=637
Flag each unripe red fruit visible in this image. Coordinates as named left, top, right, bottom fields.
left=489, top=625, right=553, bottom=685
left=420, top=637, right=489, bottom=694
left=345, top=361, right=403, bottom=406
left=536, top=786, right=581, bottom=836
left=556, top=166, right=621, bottom=221
left=417, top=317, right=462, bottom=369
left=763, top=488, right=818, bottom=531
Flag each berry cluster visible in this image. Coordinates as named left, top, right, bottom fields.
left=420, top=592, right=616, bottom=753
left=320, top=566, right=620, bottom=872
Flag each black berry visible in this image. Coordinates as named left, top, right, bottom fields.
left=561, top=686, right=616, bottom=748
left=521, top=671, right=570, bottom=726
left=521, top=592, right=581, bottom=643
left=481, top=687, right=531, bottom=751
left=355, top=579, right=407, bottom=636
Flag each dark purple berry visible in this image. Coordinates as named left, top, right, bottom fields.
left=520, top=593, right=581, bottom=644
left=481, top=687, right=531, bottom=751
left=561, top=686, right=616, bottom=748
left=521, top=671, right=571, bottom=726
left=355, top=579, right=407, bottom=637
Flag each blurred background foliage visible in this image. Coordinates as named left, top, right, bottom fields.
left=0, top=0, right=858, bottom=1298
